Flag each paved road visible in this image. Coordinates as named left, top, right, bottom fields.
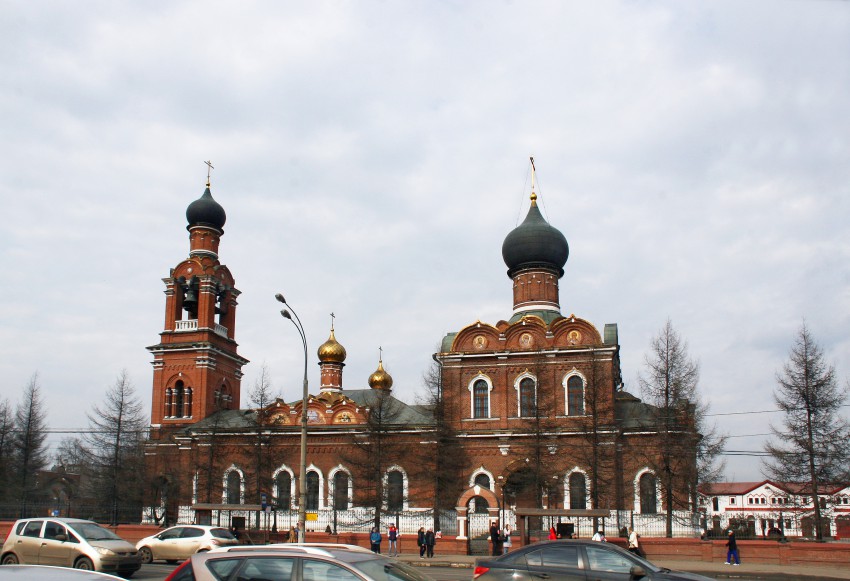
left=130, top=562, right=841, bottom=581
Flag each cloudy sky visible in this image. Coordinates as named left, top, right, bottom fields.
left=2, top=0, right=848, bottom=482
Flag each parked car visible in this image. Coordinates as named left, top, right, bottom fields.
left=473, top=539, right=713, bottom=581
left=0, top=518, right=141, bottom=578
left=0, top=564, right=125, bottom=580
left=165, top=545, right=432, bottom=581
left=135, top=525, right=238, bottom=564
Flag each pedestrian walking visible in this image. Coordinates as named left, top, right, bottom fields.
left=725, top=530, right=740, bottom=565
left=502, top=525, right=512, bottom=554
left=417, top=527, right=426, bottom=559
left=288, top=525, right=297, bottom=543
left=548, top=526, right=557, bottom=540
left=424, top=528, right=436, bottom=558
left=490, top=521, right=502, bottom=555
left=369, top=527, right=382, bottom=554
left=387, top=523, right=399, bottom=557
left=628, top=527, right=641, bottom=556
left=592, top=528, right=606, bottom=542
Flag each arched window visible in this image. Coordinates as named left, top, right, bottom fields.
left=519, top=377, right=536, bottom=417
left=185, top=387, right=193, bottom=418
left=174, top=381, right=185, bottom=418
left=474, top=473, right=491, bottom=490
left=473, top=379, right=490, bottom=418
left=569, top=473, right=587, bottom=509
left=639, top=473, right=657, bottom=514
left=387, top=470, right=404, bottom=512
left=226, top=470, right=241, bottom=504
left=306, top=471, right=320, bottom=511
left=333, top=472, right=349, bottom=510
left=567, top=376, right=584, bottom=416
left=275, top=471, right=291, bottom=509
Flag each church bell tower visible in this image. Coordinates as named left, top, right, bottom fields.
left=148, top=173, right=249, bottom=429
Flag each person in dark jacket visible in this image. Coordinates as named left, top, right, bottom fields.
left=424, top=528, right=436, bottom=558
left=417, top=527, right=426, bottom=558
left=725, top=530, right=740, bottom=565
left=490, top=521, right=501, bottom=555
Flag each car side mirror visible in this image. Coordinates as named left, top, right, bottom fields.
left=630, top=565, right=646, bottom=579
left=55, top=534, right=67, bottom=542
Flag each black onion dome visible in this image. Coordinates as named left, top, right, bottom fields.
left=501, top=196, right=569, bottom=277
left=186, top=187, right=226, bottom=231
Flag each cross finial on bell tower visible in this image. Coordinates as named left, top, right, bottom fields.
left=529, top=156, right=537, bottom=205
left=204, top=160, right=214, bottom=187
left=330, top=312, right=335, bottom=332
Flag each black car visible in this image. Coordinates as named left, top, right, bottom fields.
left=473, top=540, right=712, bottom=581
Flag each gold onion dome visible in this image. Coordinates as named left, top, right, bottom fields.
left=368, top=359, right=393, bottom=391
left=317, top=329, right=347, bottom=364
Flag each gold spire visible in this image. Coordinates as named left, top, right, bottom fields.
left=530, top=156, right=537, bottom=206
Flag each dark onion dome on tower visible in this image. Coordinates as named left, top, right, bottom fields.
left=317, top=328, right=347, bottom=364
left=368, top=358, right=393, bottom=391
left=501, top=192, right=569, bottom=277
left=186, top=186, right=226, bottom=232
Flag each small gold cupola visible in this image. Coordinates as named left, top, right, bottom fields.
left=368, top=348, right=393, bottom=391
left=317, top=314, right=346, bottom=392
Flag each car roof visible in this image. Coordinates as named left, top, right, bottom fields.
left=211, top=543, right=372, bottom=557
left=0, top=565, right=124, bottom=580
left=160, top=524, right=229, bottom=530
left=14, top=518, right=96, bottom=525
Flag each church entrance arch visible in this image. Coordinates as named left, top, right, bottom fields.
left=455, top=485, right=500, bottom=542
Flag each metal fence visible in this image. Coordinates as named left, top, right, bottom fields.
left=0, top=502, right=144, bottom=525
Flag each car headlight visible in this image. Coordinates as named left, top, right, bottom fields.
left=96, top=547, right=117, bottom=556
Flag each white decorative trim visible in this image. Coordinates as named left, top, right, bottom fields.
left=514, top=372, right=537, bottom=417
left=468, top=373, right=493, bottom=419
left=222, top=465, right=245, bottom=504
left=634, top=468, right=662, bottom=514
left=272, top=465, right=295, bottom=509
left=469, top=467, right=495, bottom=491
left=383, top=465, right=409, bottom=511
left=306, top=464, right=325, bottom=510
left=328, top=464, right=353, bottom=509
left=563, top=370, right=587, bottom=416
left=564, top=467, right=591, bottom=509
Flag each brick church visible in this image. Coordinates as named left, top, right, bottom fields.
left=144, top=170, right=696, bottom=538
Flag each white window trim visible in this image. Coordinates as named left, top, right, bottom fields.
left=272, top=465, right=295, bottom=509
left=469, top=467, right=495, bottom=492
left=468, top=374, right=493, bottom=419
left=564, top=467, right=591, bottom=509
left=328, top=465, right=353, bottom=509
left=634, top=467, right=662, bottom=514
left=563, top=369, right=587, bottom=416
left=192, top=472, right=198, bottom=505
left=222, top=465, right=245, bottom=504
left=306, top=464, right=325, bottom=510
left=514, top=372, right=537, bottom=417
left=383, top=465, right=409, bottom=511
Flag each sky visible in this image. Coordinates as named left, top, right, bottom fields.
left=1, top=0, right=848, bottom=482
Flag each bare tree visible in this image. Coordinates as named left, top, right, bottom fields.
left=638, top=320, right=703, bottom=537
left=573, top=348, right=618, bottom=525
left=341, top=390, right=408, bottom=529
left=0, top=399, right=13, bottom=504
left=247, top=364, right=281, bottom=513
left=763, top=323, right=850, bottom=540
left=85, top=370, right=147, bottom=524
left=13, top=373, right=49, bottom=514
left=414, top=358, right=468, bottom=530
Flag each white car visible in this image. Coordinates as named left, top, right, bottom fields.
left=135, top=526, right=237, bottom=564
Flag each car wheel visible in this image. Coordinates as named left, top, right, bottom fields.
left=139, top=546, right=153, bottom=564
left=1, top=554, right=19, bottom=565
left=75, top=557, right=95, bottom=571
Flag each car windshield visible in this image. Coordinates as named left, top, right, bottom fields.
left=72, top=523, right=123, bottom=541
left=345, top=555, right=431, bottom=581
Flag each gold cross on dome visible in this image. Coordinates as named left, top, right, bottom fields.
left=330, top=312, right=335, bottom=331
left=204, top=160, right=214, bottom=186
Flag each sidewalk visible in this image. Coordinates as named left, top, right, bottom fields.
left=394, top=553, right=850, bottom=580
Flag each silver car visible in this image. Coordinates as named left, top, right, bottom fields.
left=135, top=525, right=237, bottom=564
left=0, top=518, right=141, bottom=578
left=165, top=545, right=432, bottom=581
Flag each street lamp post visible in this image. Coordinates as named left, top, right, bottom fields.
left=276, top=293, right=309, bottom=543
